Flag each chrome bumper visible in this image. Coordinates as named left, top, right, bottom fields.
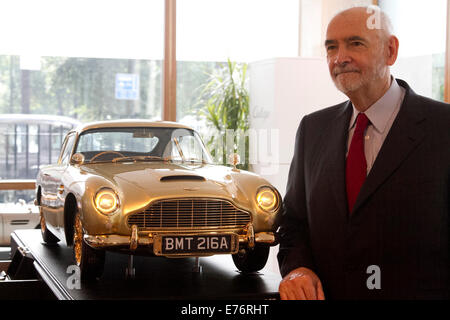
left=83, top=230, right=276, bottom=251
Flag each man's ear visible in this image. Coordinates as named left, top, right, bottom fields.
left=386, top=35, right=399, bottom=66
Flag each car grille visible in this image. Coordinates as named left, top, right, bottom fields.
left=127, top=198, right=251, bottom=230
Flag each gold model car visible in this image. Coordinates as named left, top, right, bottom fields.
left=36, top=120, right=280, bottom=280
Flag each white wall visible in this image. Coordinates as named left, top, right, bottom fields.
left=392, top=56, right=433, bottom=98
left=249, top=57, right=346, bottom=195
left=249, top=57, right=346, bottom=275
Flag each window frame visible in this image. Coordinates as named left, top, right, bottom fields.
left=445, top=0, right=450, bottom=102
left=58, top=132, right=77, bottom=166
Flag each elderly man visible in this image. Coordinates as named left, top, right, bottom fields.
left=277, top=6, right=450, bottom=300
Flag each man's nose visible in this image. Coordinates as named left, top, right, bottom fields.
left=333, top=47, right=352, bottom=65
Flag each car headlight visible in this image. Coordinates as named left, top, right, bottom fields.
left=256, top=186, right=279, bottom=212
left=94, top=188, right=119, bottom=215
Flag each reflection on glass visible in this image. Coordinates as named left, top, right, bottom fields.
left=76, top=127, right=212, bottom=164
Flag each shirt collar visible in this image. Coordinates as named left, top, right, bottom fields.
left=349, top=78, right=404, bottom=133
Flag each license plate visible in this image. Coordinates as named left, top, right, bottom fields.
left=153, top=234, right=238, bottom=256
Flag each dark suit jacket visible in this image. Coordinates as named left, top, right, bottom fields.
left=277, top=79, right=450, bottom=299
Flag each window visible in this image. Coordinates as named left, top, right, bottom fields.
left=379, top=0, right=447, bottom=101
left=77, top=130, right=160, bottom=154
left=170, top=133, right=206, bottom=162
left=0, top=189, right=35, bottom=205
left=0, top=115, right=79, bottom=179
left=176, top=0, right=300, bottom=130
left=0, top=0, right=164, bottom=179
left=0, top=0, right=164, bottom=122
left=75, top=127, right=211, bottom=164
left=163, top=129, right=212, bottom=163
left=59, top=133, right=76, bottom=165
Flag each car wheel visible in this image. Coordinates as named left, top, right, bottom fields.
left=232, top=245, right=270, bottom=273
left=40, top=208, right=59, bottom=244
left=73, top=211, right=105, bottom=281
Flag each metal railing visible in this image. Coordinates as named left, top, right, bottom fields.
left=0, top=114, right=81, bottom=179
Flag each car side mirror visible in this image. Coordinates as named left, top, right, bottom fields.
left=71, top=153, right=85, bottom=166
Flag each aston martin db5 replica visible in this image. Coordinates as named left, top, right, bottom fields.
left=36, top=120, right=280, bottom=280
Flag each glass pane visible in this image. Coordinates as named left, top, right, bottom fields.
left=77, top=130, right=159, bottom=154
left=177, top=0, right=299, bottom=62
left=0, top=190, right=35, bottom=205
left=0, top=0, right=164, bottom=179
left=0, top=118, right=79, bottom=179
left=60, top=134, right=76, bottom=165
left=379, top=0, right=447, bottom=101
left=177, top=0, right=299, bottom=167
left=76, top=127, right=212, bottom=164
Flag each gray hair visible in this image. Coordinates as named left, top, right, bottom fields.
left=331, top=5, right=394, bottom=39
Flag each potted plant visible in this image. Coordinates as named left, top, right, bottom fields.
left=198, top=59, right=249, bottom=170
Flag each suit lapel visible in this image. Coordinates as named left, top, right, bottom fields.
left=326, top=101, right=353, bottom=219
left=351, top=81, right=426, bottom=216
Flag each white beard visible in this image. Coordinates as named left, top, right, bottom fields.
left=332, top=56, right=387, bottom=94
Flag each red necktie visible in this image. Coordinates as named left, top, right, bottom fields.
left=346, top=113, right=370, bottom=213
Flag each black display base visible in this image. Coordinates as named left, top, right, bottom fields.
left=5, top=229, right=281, bottom=300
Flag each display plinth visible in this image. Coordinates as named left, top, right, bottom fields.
left=6, top=229, right=281, bottom=300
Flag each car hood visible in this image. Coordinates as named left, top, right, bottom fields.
left=81, top=162, right=256, bottom=209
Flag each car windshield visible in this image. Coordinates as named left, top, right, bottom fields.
left=74, top=127, right=213, bottom=164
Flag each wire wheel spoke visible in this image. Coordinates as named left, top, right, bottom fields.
left=73, top=214, right=83, bottom=265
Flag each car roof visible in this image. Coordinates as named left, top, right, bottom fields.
left=73, top=119, right=194, bottom=134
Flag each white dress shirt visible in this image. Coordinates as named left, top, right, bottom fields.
left=346, top=78, right=406, bottom=174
